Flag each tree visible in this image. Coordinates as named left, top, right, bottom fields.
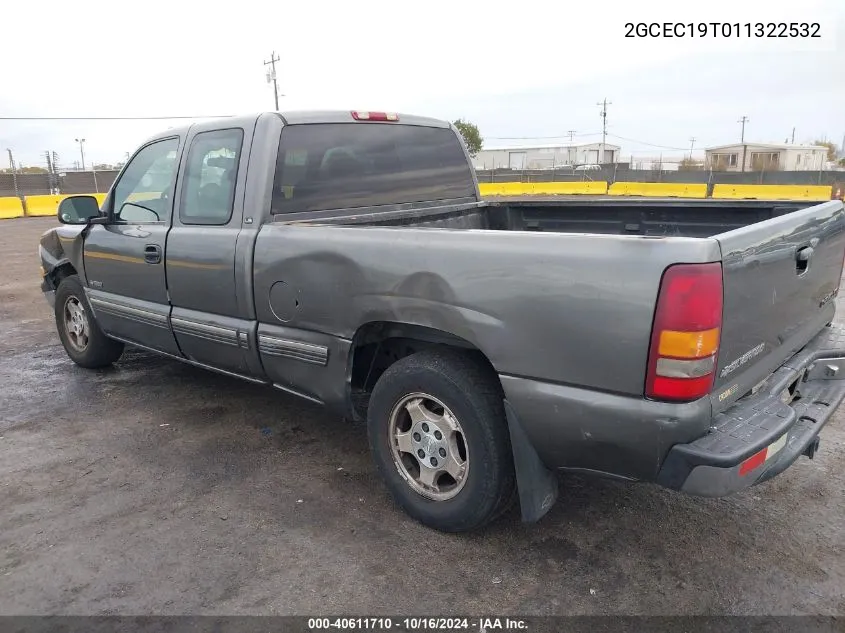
left=813, top=140, right=837, bottom=162
left=18, top=166, right=48, bottom=174
left=678, top=158, right=705, bottom=171
left=453, top=119, right=483, bottom=157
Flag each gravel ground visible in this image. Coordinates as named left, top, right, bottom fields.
left=0, top=217, right=843, bottom=616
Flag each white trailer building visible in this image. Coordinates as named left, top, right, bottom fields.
left=705, top=143, right=829, bottom=172
left=472, top=142, right=621, bottom=170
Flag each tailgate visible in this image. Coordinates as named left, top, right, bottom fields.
left=713, top=201, right=845, bottom=409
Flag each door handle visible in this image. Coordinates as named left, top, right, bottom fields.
left=796, top=246, right=813, bottom=274
left=144, top=244, right=162, bottom=264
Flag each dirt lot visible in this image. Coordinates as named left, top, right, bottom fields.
left=1, top=216, right=843, bottom=616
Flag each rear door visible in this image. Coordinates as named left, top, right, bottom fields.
left=713, top=201, right=845, bottom=408
left=165, top=122, right=262, bottom=378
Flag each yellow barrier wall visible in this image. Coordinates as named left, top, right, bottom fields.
left=478, top=182, right=531, bottom=196
left=479, top=181, right=608, bottom=196
left=533, top=181, right=608, bottom=195
left=0, top=196, right=25, bottom=219
left=712, top=184, right=832, bottom=201
left=24, top=195, right=67, bottom=217
left=609, top=182, right=707, bottom=198
left=15, top=193, right=107, bottom=219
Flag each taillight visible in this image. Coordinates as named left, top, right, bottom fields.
left=351, top=111, right=399, bottom=122
left=646, top=263, right=724, bottom=402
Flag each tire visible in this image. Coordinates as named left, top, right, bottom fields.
left=367, top=348, right=516, bottom=532
left=54, top=274, right=124, bottom=368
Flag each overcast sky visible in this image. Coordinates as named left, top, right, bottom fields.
left=1, top=0, right=843, bottom=168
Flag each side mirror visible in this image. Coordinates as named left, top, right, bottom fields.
left=58, top=195, right=101, bottom=225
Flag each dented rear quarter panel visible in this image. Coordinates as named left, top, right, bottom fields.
left=252, top=224, right=722, bottom=396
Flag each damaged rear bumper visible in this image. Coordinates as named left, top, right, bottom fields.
left=657, top=323, right=845, bottom=496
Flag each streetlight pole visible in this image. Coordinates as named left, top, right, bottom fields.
left=74, top=138, right=86, bottom=170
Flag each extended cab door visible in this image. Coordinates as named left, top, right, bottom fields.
left=165, top=122, right=262, bottom=378
left=82, top=137, right=182, bottom=355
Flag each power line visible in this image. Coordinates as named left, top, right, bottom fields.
left=0, top=115, right=234, bottom=121
left=605, top=133, right=689, bottom=151
left=486, top=131, right=602, bottom=140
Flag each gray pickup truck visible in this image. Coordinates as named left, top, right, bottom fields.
left=39, top=110, right=845, bottom=532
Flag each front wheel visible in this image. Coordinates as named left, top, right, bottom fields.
left=54, top=275, right=124, bottom=368
left=367, top=349, right=515, bottom=532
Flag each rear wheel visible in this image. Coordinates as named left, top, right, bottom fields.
left=55, top=275, right=124, bottom=368
left=367, top=349, right=515, bottom=532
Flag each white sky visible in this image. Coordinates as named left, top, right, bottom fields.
left=1, top=0, right=843, bottom=167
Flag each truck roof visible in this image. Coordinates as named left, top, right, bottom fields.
left=140, top=110, right=452, bottom=146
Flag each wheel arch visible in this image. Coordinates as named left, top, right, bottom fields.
left=348, top=320, right=501, bottom=420
left=49, top=262, right=78, bottom=289
left=349, top=320, right=559, bottom=524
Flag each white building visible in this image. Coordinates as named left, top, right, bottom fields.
left=705, top=143, right=828, bottom=172
left=472, top=142, right=621, bottom=170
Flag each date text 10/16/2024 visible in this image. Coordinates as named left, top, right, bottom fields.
left=306, top=618, right=528, bottom=631
left=624, top=22, right=822, bottom=38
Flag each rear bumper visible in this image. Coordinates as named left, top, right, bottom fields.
left=657, top=323, right=845, bottom=496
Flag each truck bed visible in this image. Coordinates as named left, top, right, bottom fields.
left=291, top=198, right=822, bottom=238
left=267, top=197, right=845, bottom=418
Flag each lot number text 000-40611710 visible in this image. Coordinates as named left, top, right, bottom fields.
left=624, top=22, right=821, bottom=38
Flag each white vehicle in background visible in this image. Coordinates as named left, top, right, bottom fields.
left=574, top=164, right=602, bottom=171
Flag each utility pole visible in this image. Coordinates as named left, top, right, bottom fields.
left=74, top=138, right=86, bottom=170
left=738, top=116, right=749, bottom=142
left=45, top=151, right=55, bottom=193
left=264, top=51, right=281, bottom=111
left=688, top=137, right=696, bottom=161
left=566, top=130, right=576, bottom=166
left=738, top=115, right=749, bottom=172
left=7, top=149, right=19, bottom=197
left=597, top=99, right=611, bottom=164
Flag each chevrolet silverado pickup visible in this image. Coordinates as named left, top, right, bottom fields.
left=39, top=110, right=845, bottom=532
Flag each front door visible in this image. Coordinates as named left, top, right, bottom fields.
left=83, top=136, right=183, bottom=355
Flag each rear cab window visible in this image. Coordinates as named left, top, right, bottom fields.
left=271, top=123, right=475, bottom=215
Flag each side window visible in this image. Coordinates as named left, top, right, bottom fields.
left=112, top=138, right=179, bottom=223
left=179, top=129, right=244, bottom=225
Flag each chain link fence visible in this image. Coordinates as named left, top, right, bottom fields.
left=475, top=167, right=845, bottom=197
left=0, top=170, right=120, bottom=198
left=2, top=167, right=843, bottom=199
